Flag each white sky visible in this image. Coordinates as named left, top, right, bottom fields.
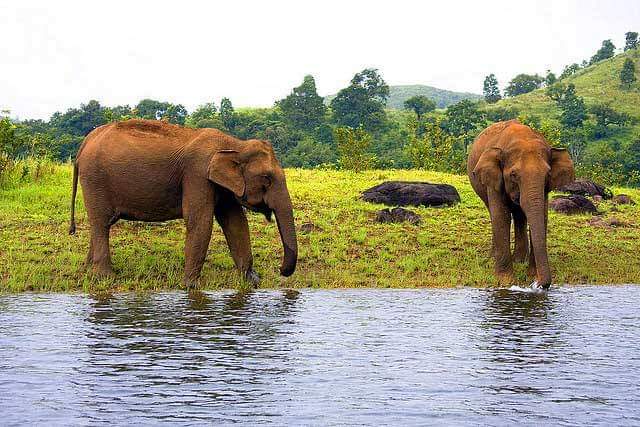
left=2, top=0, right=639, bottom=120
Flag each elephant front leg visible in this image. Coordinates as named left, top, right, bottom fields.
left=512, top=207, right=529, bottom=263
left=183, top=208, right=214, bottom=289
left=214, top=200, right=259, bottom=287
left=488, top=193, right=514, bottom=285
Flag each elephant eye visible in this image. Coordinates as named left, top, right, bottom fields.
left=260, top=174, right=272, bottom=187
left=509, top=170, right=519, bottom=180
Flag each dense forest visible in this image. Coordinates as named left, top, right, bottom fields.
left=1, top=31, right=639, bottom=186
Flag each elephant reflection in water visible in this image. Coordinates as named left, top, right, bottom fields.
left=81, top=290, right=301, bottom=402
left=476, top=289, right=566, bottom=396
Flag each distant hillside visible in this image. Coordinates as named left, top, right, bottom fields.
left=492, top=48, right=640, bottom=142
left=325, top=84, right=482, bottom=110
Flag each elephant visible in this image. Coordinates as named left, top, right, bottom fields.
left=467, top=120, right=574, bottom=289
left=68, top=119, right=297, bottom=287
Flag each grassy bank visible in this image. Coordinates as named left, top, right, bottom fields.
left=1, top=165, right=639, bottom=292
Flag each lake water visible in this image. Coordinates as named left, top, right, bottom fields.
left=1, top=286, right=639, bottom=425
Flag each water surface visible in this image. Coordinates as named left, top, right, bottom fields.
left=1, top=286, right=639, bottom=425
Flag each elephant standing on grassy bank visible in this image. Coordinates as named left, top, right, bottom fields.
left=468, top=120, right=574, bottom=289
left=69, top=119, right=297, bottom=287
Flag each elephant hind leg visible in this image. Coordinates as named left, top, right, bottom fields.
left=512, top=208, right=529, bottom=263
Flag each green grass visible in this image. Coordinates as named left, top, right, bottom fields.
left=2, top=165, right=640, bottom=292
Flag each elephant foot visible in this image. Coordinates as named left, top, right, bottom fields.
left=244, top=269, right=261, bottom=288
left=183, top=276, right=200, bottom=290
left=92, top=265, right=115, bottom=280
left=530, top=280, right=550, bottom=291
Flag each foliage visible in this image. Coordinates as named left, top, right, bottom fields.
left=405, top=118, right=464, bottom=173
left=625, top=32, right=639, bottom=51
left=186, top=102, right=217, bottom=128
left=219, top=97, right=236, bottom=131
left=559, top=63, right=581, bottom=80
left=330, top=68, right=389, bottom=132
left=276, top=75, right=326, bottom=131
left=547, top=83, right=587, bottom=129
left=334, top=126, right=375, bottom=172
left=442, top=100, right=485, bottom=150
left=544, top=70, right=557, bottom=86
left=620, top=58, right=637, bottom=88
left=504, top=74, right=544, bottom=97
left=590, top=39, right=616, bottom=65
left=282, top=136, right=336, bottom=168
left=483, top=74, right=501, bottom=103
left=590, top=103, right=632, bottom=138
left=403, top=95, right=436, bottom=119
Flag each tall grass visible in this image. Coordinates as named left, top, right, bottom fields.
left=0, top=156, right=57, bottom=189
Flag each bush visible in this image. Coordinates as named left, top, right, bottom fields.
left=0, top=157, right=56, bottom=189
left=334, top=127, right=376, bottom=172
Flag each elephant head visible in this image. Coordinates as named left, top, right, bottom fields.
left=473, top=144, right=574, bottom=287
left=208, top=139, right=297, bottom=277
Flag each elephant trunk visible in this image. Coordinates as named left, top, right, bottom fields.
left=521, top=179, right=552, bottom=288
left=272, top=184, right=298, bottom=277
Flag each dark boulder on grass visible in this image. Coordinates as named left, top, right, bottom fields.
left=559, top=179, right=612, bottom=199
left=550, top=195, right=597, bottom=215
left=362, top=181, right=460, bottom=207
left=375, top=207, right=422, bottom=225
left=612, top=194, right=634, bottom=205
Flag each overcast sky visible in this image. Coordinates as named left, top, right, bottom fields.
left=2, top=0, right=639, bottom=120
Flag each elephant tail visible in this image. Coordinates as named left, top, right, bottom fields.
left=69, top=162, right=78, bottom=235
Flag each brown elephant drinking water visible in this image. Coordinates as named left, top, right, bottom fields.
left=467, top=120, right=575, bottom=289
left=69, top=119, right=297, bottom=287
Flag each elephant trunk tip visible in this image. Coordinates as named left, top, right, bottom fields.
left=279, top=244, right=297, bottom=277
left=69, top=221, right=76, bottom=235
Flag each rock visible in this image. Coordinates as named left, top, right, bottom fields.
left=588, top=216, right=629, bottom=228
left=300, top=222, right=323, bottom=234
left=550, top=195, right=597, bottom=214
left=558, top=179, right=612, bottom=199
left=362, top=181, right=460, bottom=207
left=612, top=194, right=634, bottom=205
left=375, top=207, right=422, bottom=225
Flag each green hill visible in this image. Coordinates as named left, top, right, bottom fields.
left=325, top=84, right=482, bottom=109
left=492, top=48, right=640, bottom=141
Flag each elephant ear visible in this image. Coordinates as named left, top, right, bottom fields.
left=549, top=147, right=575, bottom=190
left=472, top=147, right=503, bottom=192
left=208, top=150, right=245, bottom=197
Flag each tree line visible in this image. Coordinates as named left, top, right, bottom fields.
left=1, top=32, right=639, bottom=187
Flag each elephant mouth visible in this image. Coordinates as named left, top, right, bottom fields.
left=237, top=197, right=273, bottom=222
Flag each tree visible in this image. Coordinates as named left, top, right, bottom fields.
left=330, top=68, right=389, bottom=132
left=557, top=84, right=587, bottom=129
left=625, top=32, right=639, bottom=51
left=545, top=83, right=566, bottom=102
left=219, top=97, right=236, bottom=131
left=590, top=103, right=631, bottom=138
left=282, top=136, right=335, bottom=168
left=403, top=95, right=436, bottom=119
left=442, top=100, right=484, bottom=151
left=164, top=104, right=188, bottom=125
left=135, top=99, right=170, bottom=120
left=276, top=75, right=326, bottom=131
left=504, top=74, right=544, bottom=97
left=188, top=102, right=217, bottom=126
left=482, top=74, right=501, bottom=103
left=50, top=100, right=107, bottom=136
left=620, top=58, right=637, bottom=88
left=559, top=63, right=581, bottom=80
left=544, top=70, right=557, bottom=86
left=590, top=39, right=616, bottom=65
left=334, top=126, right=375, bottom=172
left=406, top=117, right=463, bottom=173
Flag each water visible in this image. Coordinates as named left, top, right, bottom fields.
left=1, top=286, right=639, bottom=426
